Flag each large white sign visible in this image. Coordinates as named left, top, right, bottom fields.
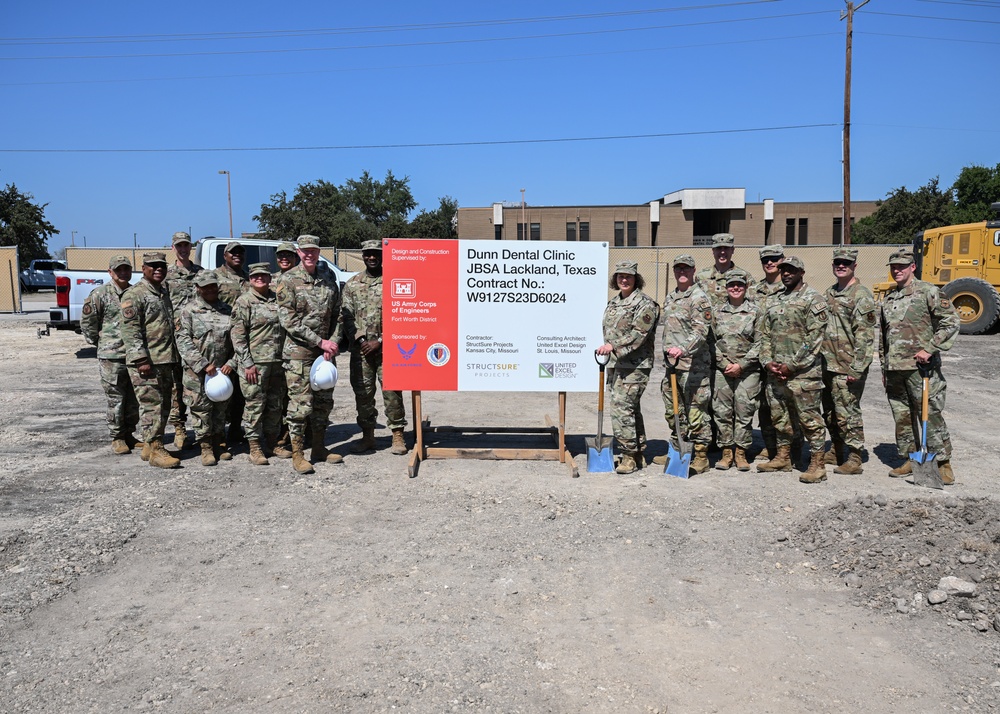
left=383, top=239, right=609, bottom=392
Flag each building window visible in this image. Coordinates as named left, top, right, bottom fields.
left=832, top=217, right=843, bottom=245
left=530, top=223, right=540, bottom=241
left=627, top=221, right=637, bottom=247
left=614, top=221, right=625, bottom=247
left=798, top=218, right=808, bottom=245
left=517, top=223, right=525, bottom=240
left=785, top=218, right=795, bottom=246
left=495, top=224, right=502, bottom=241
left=566, top=222, right=576, bottom=241
left=579, top=222, right=590, bottom=241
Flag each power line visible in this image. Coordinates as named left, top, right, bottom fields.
left=0, top=123, right=839, bottom=154
left=0, top=11, right=832, bottom=61
left=915, top=0, right=1000, bottom=9
left=861, top=10, right=1000, bottom=22
left=0, top=0, right=783, bottom=46
left=0, top=32, right=841, bottom=87
left=0, top=1, right=783, bottom=45
left=859, top=31, right=1000, bottom=44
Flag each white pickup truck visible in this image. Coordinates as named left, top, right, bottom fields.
left=46, top=237, right=355, bottom=333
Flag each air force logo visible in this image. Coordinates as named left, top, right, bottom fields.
left=397, top=342, right=417, bottom=361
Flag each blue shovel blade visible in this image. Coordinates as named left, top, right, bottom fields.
left=908, top=449, right=936, bottom=464
left=587, top=444, right=615, bottom=473
left=664, top=444, right=691, bottom=478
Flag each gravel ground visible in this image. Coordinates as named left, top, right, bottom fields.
left=2, top=296, right=1000, bottom=713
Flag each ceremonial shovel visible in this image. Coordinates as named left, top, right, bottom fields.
left=586, top=351, right=615, bottom=472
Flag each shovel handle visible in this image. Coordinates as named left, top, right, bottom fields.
left=921, top=375, right=930, bottom=424
left=670, top=370, right=680, bottom=417
left=597, top=366, right=606, bottom=412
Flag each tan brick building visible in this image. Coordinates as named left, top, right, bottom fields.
left=457, top=188, right=878, bottom=247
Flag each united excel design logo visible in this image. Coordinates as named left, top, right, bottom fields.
left=397, top=343, right=417, bottom=360
left=538, top=363, right=554, bottom=378
left=427, top=343, right=450, bottom=367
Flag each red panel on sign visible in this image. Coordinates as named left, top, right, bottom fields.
left=382, top=239, right=459, bottom=390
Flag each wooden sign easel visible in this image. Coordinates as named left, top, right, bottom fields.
left=407, top=391, right=578, bottom=479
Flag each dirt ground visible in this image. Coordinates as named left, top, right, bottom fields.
left=2, top=292, right=1000, bottom=713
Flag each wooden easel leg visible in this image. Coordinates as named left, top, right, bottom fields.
left=408, top=391, right=423, bottom=478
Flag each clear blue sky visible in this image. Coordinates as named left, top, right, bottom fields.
left=2, top=0, right=998, bottom=253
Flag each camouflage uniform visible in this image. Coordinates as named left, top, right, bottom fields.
left=712, top=299, right=761, bottom=449
left=175, top=295, right=237, bottom=441
left=601, top=287, right=660, bottom=453
left=331, top=270, right=406, bottom=431
left=660, top=285, right=713, bottom=446
left=751, top=276, right=787, bottom=452
left=276, top=262, right=341, bottom=438
left=758, top=280, right=829, bottom=453
left=213, top=263, right=248, bottom=308
left=879, top=277, right=959, bottom=459
left=121, top=277, right=179, bottom=443
left=821, top=280, right=876, bottom=452
left=213, top=262, right=248, bottom=436
left=232, top=287, right=285, bottom=442
left=165, top=259, right=203, bottom=433
left=81, top=278, right=140, bottom=440
left=696, top=264, right=756, bottom=309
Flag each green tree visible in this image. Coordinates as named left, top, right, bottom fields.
left=254, top=171, right=418, bottom=247
left=852, top=177, right=953, bottom=245
left=407, top=196, right=458, bottom=239
left=343, top=170, right=417, bottom=229
left=950, top=163, right=1000, bottom=224
left=0, top=184, right=58, bottom=268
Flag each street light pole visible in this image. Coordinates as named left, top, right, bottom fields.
left=218, top=170, right=233, bottom=239
left=71, top=230, right=77, bottom=247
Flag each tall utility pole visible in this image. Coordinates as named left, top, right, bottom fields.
left=841, top=0, right=870, bottom=245
left=219, top=170, right=233, bottom=238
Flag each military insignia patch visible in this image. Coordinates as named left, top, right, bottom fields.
left=866, top=312, right=876, bottom=324
left=941, top=298, right=950, bottom=308
left=122, top=306, right=137, bottom=319
left=705, top=310, right=712, bottom=321
left=82, top=304, right=93, bottom=316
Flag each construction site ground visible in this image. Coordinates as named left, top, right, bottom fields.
left=2, top=291, right=999, bottom=713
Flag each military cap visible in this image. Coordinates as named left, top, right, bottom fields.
left=193, top=271, right=219, bottom=287
left=109, top=255, right=132, bottom=270
left=224, top=240, right=244, bottom=254
left=832, top=247, right=858, bottom=262
left=612, top=260, right=638, bottom=276
left=887, top=248, right=915, bottom=266
left=297, top=235, right=321, bottom=249
left=711, top=233, right=735, bottom=247
left=142, top=251, right=168, bottom=265
left=777, top=255, right=805, bottom=271
left=172, top=231, right=192, bottom=245
left=276, top=241, right=296, bottom=254
left=361, top=239, right=382, bottom=252
left=672, top=254, right=696, bottom=268
left=248, top=262, right=271, bottom=277
left=724, top=268, right=750, bottom=286
left=759, top=245, right=784, bottom=260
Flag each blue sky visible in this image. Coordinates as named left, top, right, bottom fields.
left=2, top=0, right=998, bottom=253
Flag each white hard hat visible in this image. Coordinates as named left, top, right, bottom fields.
left=204, top=372, right=234, bottom=402
left=310, top=355, right=338, bottom=391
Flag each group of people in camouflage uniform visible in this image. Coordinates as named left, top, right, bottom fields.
left=82, top=233, right=407, bottom=474
left=600, top=233, right=961, bottom=485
